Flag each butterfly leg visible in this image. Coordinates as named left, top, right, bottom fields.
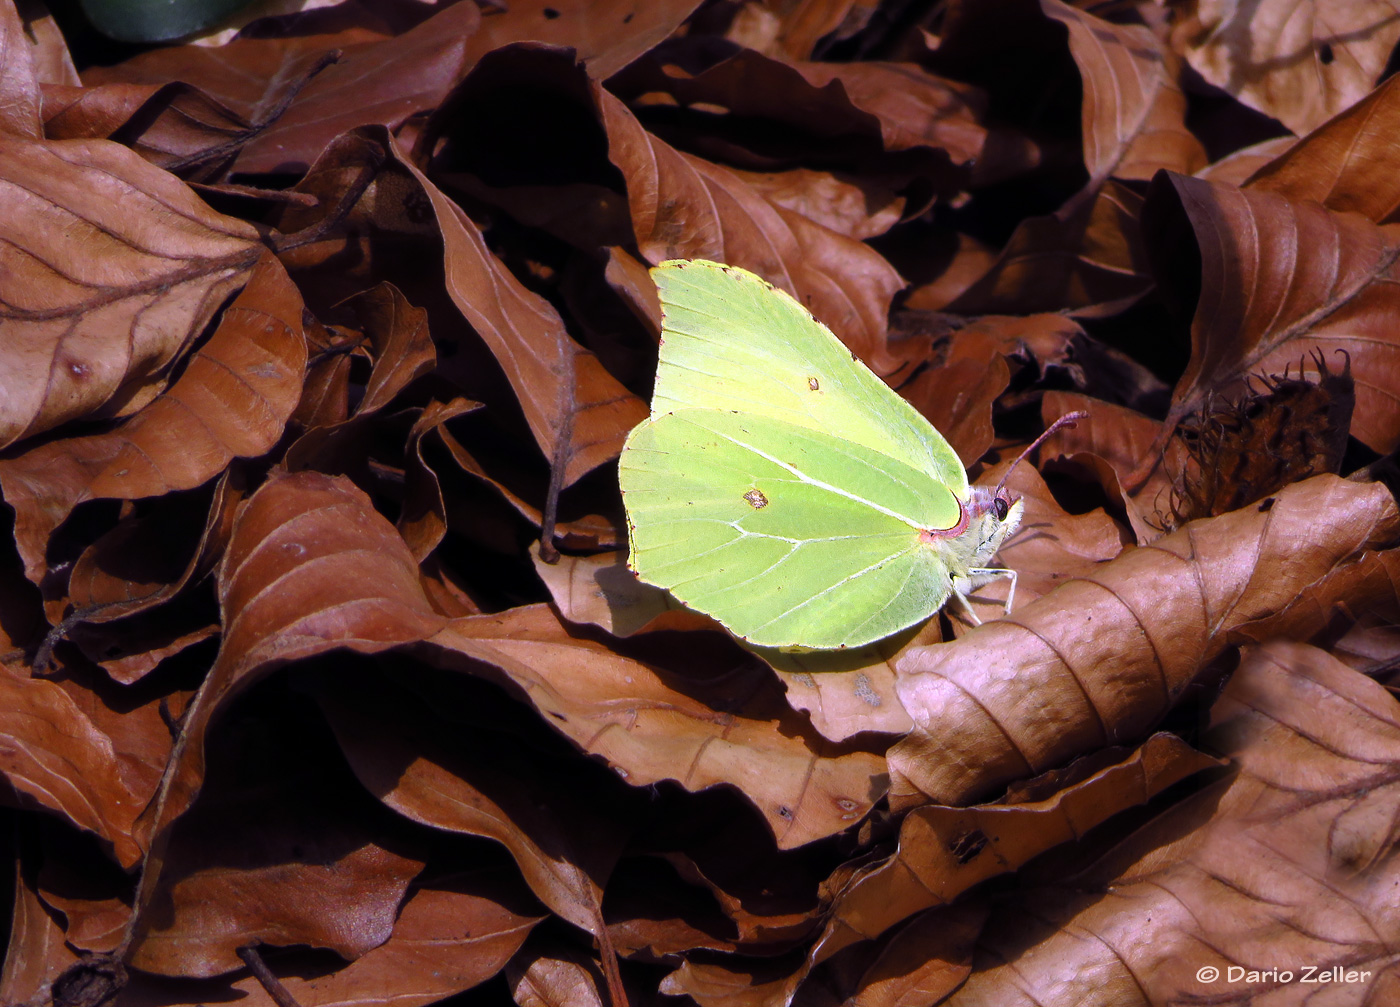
left=945, top=589, right=982, bottom=627
left=967, top=567, right=1017, bottom=615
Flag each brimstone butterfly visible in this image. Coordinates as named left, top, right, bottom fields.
left=618, top=260, right=1080, bottom=651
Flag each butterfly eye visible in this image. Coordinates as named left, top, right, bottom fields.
left=993, top=497, right=1010, bottom=521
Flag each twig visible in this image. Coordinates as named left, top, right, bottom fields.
left=237, top=945, right=303, bottom=1007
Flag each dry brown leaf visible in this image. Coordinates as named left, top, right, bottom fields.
left=1152, top=171, right=1400, bottom=456
left=947, top=179, right=1152, bottom=316
left=66, top=467, right=241, bottom=633
left=529, top=547, right=709, bottom=639
left=308, top=660, right=633, bottom=1006
left=0, top=0, right=42, bottom=139
left=42, top=80, right=256, bottom=178
left=509, top=945, right=607, bottom=1007
left=726, top=0, right=870, bottom=61
left=283, top=281, right=436, bottom=474
left=736, top=168, right=904, bottom=241
left=130, top=696, right=425, bottom=978
left=944, top=640, right=1400, bottom=1004
left=124, top=471, right=446, bottom=955
left=398, top=397, right=483, bottom=562
left=217, top=870, right=542, bottom=1007
left=1196, top=134, right=1298, bottom=185
left=387, top=133, right=647, bottom=486
left=468, top=0, right=704, bottom=80
left=889, top=475, right=1399, bottom=807
left=0, top=254, right=305, bottom=586
left=85, top=1, right=482, bottom=176
left=1177, top=0, right=1400, bottom=136
left=312, top=663, right=626, bottom=940
left=705, top=735, right=1216, bottom=1006
left=0, top=858, right=79, bottom=1006
left=586, top=63, right=907, bottom=371
left=17, top=0, right=77, bottom=90
left=1246, top=71, right=1400, bottom=222
left=792, top=60, right=986, bottom=167
left=424, top=605, right=887, bottom=849
left=0, top=134, right=262, bottom=450
left=1044, top=0, right=1205, bottom=184
left=1039, top=390, right=1179, bottom=543
left=0, top=662, right=145, bottom=868
left=816, top=734, right=1219, bottom=967
left=844, top=903, right=987, bottom=1007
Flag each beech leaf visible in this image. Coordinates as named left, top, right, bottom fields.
left=890, top=475, right=1399, bottom=807
left=0, top=135, right=262, bottom=450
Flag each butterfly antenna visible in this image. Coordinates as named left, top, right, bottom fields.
left=995, top=411, right=1089, bottom=495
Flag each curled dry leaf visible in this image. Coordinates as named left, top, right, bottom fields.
left=0, top=861, right=80, bottom=1006
left=66, top=472, right=240, bottom=624
left=466, top=0, right=705, bottom=80
left=948, top=179, right=1152, bottom=316
left=613, top=42, right=986, bottom=169
left=424, top=604, right=888, bottom=849
left=890, top=475, right=1399, bottom=807
left=1152, top=171, right=1400, bottom=455
left=945, top=640, right=1400, bottom=1004
left=1196, top=134, right=1298, bottom=185
left=0, top=135, right=262, bottom=450
left=1245, top=72, right=1400, bottom=222
left=387, top=132, right=648, bottom=486
left=0, top=663, right=145, bottom=868
left=1039, top=390, right=1179, bottom=543
left=815, top=734, right=1220, bottom=968
left=214, top=870, right=542, bottom=1007
left=309, top=661, right=629, bottom=953
left=127, top=470, right=446, bottom=949
left=1177, top=0, right=1400, bottom=136
left=1043, top=0, right=1205, bottom=184
left=529, top=547, right=709, bottom=639
left=41, top=80, right=256, bottom=177
left=583, top=61, right=907, bottom=372
left=509, top=944, right=607, bottom=1007
left=706, top=734, right=1218, bottom=1006
left=0, top=253, right=305, bottom=587
left=130, top=696, right=425, bottom=978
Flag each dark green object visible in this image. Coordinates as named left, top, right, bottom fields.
left=81, top=0, right=257, bottom=42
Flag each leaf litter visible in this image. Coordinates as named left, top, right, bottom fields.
left=3, top=2, right=1400, bottom=1006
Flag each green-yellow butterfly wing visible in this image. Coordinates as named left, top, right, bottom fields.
left=620, top=260, right=982, bottom=650
left=650, top=261, right=968, bottom=506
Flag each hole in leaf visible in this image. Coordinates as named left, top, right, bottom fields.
left=1319, top=42, right=1335, bottom=64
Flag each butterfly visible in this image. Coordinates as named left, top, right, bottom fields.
left=618, top=259, right=1081, bottom=650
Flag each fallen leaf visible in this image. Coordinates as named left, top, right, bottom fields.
left=1045, top=0, right=1205, bottom=184
left=129, top=687, right=425, bottom=978
left=425, top=605, right=888, bottom=848
left=0, top=253, right=304, bottom=587
left=943, top=640, right=1400, bottom=1003
left=1150, top=171, right=1400, bottom=455
left=0, top=134, right=262, bottom=450
left=890, top=475, right=1399, bottom=807
left=124, top=470, right=446, bottom=958
left=1177, top=0, right=1400, bottom=135
left=0, top=662, right=145, bottom=867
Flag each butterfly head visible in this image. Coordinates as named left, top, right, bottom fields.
left=964, top=411, right=1088, bottom=563
left=965, top=484, right=1024, bottom=565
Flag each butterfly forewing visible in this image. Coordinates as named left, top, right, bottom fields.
left=650, top=260, right=969, bottom=501
left=620, top=408, right=962, bottom=649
